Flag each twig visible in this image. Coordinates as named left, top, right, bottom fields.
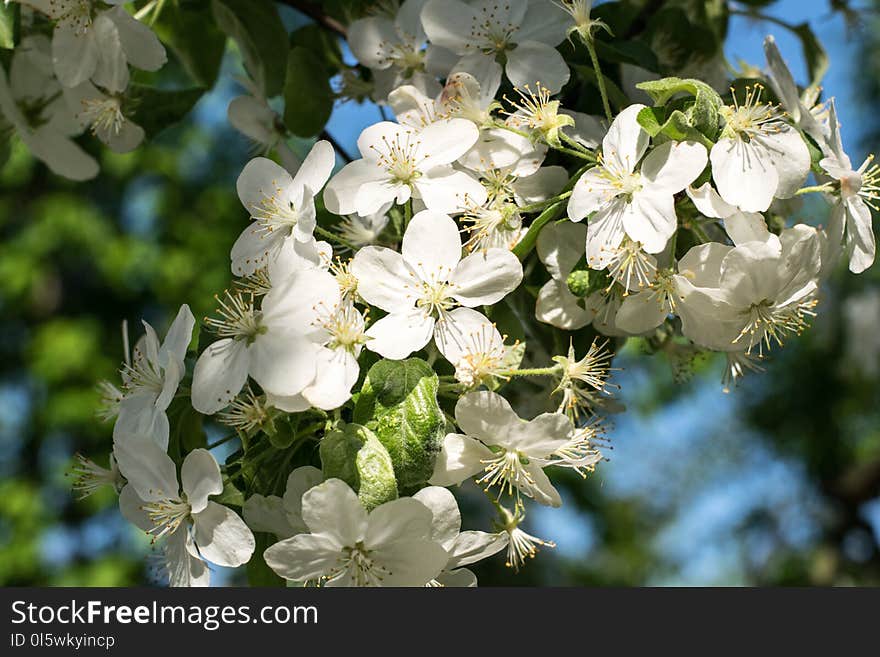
left=320, top=129, right=354, bottom=163
left=277, top=0, right=347, bottom=37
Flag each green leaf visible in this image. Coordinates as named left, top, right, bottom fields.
left=213, top=475, right=245, bottom=507
left=289, top=24, right=344, bottom=75
left=353, top=358, right=445, bottom=494
left=320, top=423, right=398, bottom=510
left=283, top=47, right=335, bottom=138
left=247, top=532, right=285, bottom=586
left=127, top=86, right=205, bottom=139
left=644, top=7, right=721, bottom=71
left=636, top=77, right=722, bottom=141
left=153, top=3, right=226, bottom=88
left=0, top=3, right=18, bottom=50
left=211, top=0, right=288, bottom=97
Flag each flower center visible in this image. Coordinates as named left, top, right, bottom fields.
left=204, top=292, right=265, bottom=342
left=720, top=85, right=784, bottom=142
left=854, top=156, right=880, bottom=209
left=735, top=297, right=816, bottom=354
left=371, top=133, right=425, bottom=185
left=416, top=280, right=457, bottom=317
left=80, top=97, right=124, bottom=139
left=57, top=0, right=93, bottom=35
left=121, top=352, right=164, bottom=396
left=323, top=303, right=368, bottom=354
left=478, top=450, right=534, bottom=499
left=142, top=497, right=191, bottom=542
left=606, top=239, right=656, bottom=291
left=331, top=542, right=390, bottom=586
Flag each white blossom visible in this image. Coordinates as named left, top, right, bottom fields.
left=263, top=478, right=449, bottom=586
left=819, top=100, right=877, bottom=274
left=568, top=104, right=708, bottom=260
left=350, top=210, right=522, bottom=359
left=421, top=0, right=572, bottom=95
left=430, top=390, right=572, bottom=507
left=114, top=443, right=255, bottom=587
left=324, top=119, right=486, bottom=216
left=710, top=85, right=810, bottom=213
left=114, top=305, right=194, bottom=450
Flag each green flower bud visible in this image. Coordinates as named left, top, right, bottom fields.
left=566, top=269, right=591, bottom=297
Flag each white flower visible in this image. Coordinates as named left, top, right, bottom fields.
left=190, top=275, right=337, bottom=414
left=430, top=390, right=572, bottom=507
left=437, top=307, right=519, bottom=387
left=243, top=466, right=324, bottom=540
left=70, top=453, right=124, bottom=499
left=678, top=225, right=822, bottom=355
left=260, top=270, right=368, bottom=412
left=552, top=339, right=615, bottom=420
left=413, top=486, right=507, bottom=586
left=337, top=211, right=390, bottom=247
left=347, top=0, right=449, bottom=101
left=567, top=104, right=708, bottom=260
left=819, top=100, right=876, bottom=274
left=421, top=0, right=572, bottom=94
left=614, top=186, right=773, bottom=336
left=231, top=140, right=336, bottom=276
left=323, top=119, right=486, bottom=216
left=350, top=210, right=522, bottom=359
left=114, top=444, right=255, bottom=587
left=763, top=35, right=829, bottom=148
left=263, top=478, right=449, bottom=587
left=686, top=182, right=772, bottom=246
left=0, top=36, right=98, bottom=180
left=710, top=85, right=810, bottom=213
left=64, top=81, right=144, bottom=152
left=390, top=73, right=543, bottom=176
left=21, top=0, right=166, bottom=91
left=113, top=305, right=194, bottom=450
left=499, top=506, right=555, bottom=571
left=535, top=220, right=594, bottom=330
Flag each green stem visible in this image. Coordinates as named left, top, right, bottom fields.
left=512, top=202, right=566, bottom=261
left=560, top=131, right=597, bottom=160
left=497, top=365, right=562, bottom=378
left=517, top=191, right=573, bottom=214
left=795, top=184, right=834, bottom=196
left=556, top=145, right=595, bottom=160
left=314, top=225, right=356, bottom=250
left=584, top=37, right=613, bottom=122
left=207, top=434, right=238, bottom=450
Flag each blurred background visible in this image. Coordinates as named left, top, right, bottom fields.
left=1, top=0, right=879, bottom=586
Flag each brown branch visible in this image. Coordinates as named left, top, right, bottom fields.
left=277, top=0, right=347, bottom=38
left=320, top=130, right=353, bottom=163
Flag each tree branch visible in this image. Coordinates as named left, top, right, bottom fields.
left=277, top=0, right=347, bottom=38
left=320, top=130, right=353, bottom=163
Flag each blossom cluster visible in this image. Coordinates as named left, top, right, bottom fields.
left=67, top=0, right=875, bottom=586
left=0, top=0, right=166, bottom=178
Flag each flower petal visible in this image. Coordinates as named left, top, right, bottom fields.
left=192, top=502, right=255, bottom=568
left=301, top=479, right=367, bottom=545
left=191, top=338, right=249, bottom=415
left=350, top=246, right=418, bottom=313
left=428, top=433, right=494, bottom=486
left=365, top=310, right=435, bottom=359
left=401, top=209, right=462, bottom=279
left=181, top=449, right=223, bottom=514
left=450, top=248, right=523, bottom=306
